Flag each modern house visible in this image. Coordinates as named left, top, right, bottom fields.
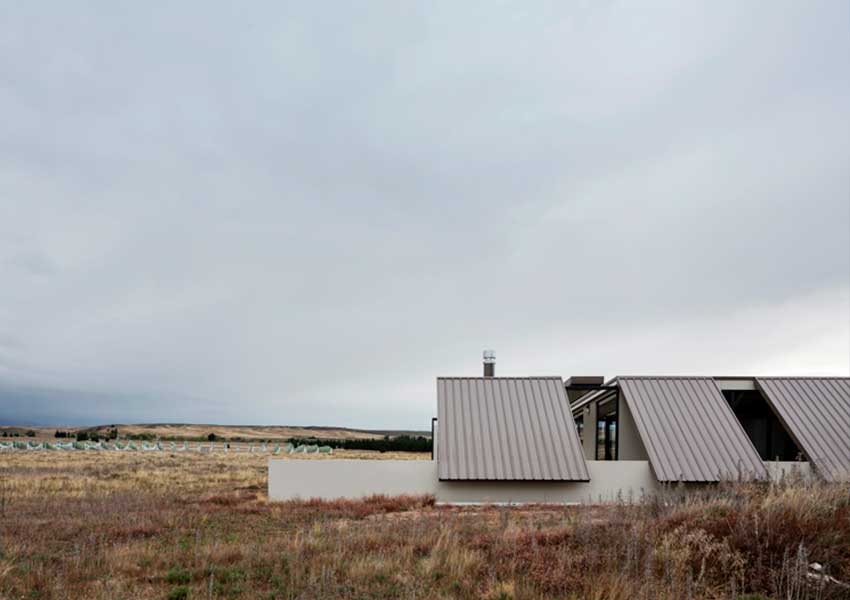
left=436, top=365, right=849, bottom=481
left=269, top=353, right=850, bottom=503
left=566, top=375, right=849, bottom=483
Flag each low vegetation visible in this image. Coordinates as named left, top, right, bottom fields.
left=0, top=452, right=847, bottom=599
left=288, top=434, right=432, bottom=453
left=2, top=423, right=414, bottom=444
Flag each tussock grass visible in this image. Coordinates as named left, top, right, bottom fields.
left=0, top=452, right=847, bottom=599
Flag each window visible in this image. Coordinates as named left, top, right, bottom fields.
left=595, top=398, right=618, bottom=460
left=723, top=389, right=802, bottom=461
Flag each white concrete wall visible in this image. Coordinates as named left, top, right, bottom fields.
left=268, top=459, right=816, bottom=505
left=268, top=460, right=437, bottom=500
left=436, top=461, right=658, bottom=504
left=268, top=460, right=659, bottom=504
left=617, top=398, right=649, bottom=461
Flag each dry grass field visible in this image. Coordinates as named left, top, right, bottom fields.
left=1, top=451, right=848, bottom=600
left=0, top=424, right=418, bottom=443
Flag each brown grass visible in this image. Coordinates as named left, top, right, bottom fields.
left=0, top=452, right=848, bottom=599
left=1, top=423, right=399, bottom=442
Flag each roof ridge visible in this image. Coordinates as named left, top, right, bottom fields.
left=755, top=376, right=850, bottom=380
left=617, top=376, right=714, bottom=380
left=436, top=376, right=563, bottom=380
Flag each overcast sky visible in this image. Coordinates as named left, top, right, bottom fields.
left=1, top=1, right=848, bottom=428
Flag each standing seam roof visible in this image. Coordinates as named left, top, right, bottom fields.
left=437, top=377, right=589, bottom=481
left=755, top=378, right=850, bottom=482
left=619, top=377, right=767, bottom=482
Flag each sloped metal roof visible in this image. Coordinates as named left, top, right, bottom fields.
left=619, top=377, right=767, bottom=482
left=756, top=377, right=850, bottom=482
left=437, top=377, right=589, bottom=481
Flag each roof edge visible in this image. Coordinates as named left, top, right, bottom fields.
left=437, top=376, right=564, bottom=381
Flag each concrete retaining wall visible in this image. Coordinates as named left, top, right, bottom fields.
left=269, top=460, right=437, bottom=500
left=437, top=461, right=658, bottom=504
left=267, top=460, right=814, bottom=504
left=268, top=460, right=659, bottom=504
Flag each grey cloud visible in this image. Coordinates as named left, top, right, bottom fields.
left=0, top=1, right=847, bottom=428
left=3, top=251, right=57, bottom=277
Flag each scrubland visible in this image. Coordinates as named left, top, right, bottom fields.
left=0, top=424, right=397, bottom=442
left=0, top=451, right=848, bottom=599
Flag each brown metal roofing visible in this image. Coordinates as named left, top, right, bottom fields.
left=755, top=378, right=850, bottom=482
left=619, top=377, right=768, bottom=482
left=437, top=377, right=589, bottom=481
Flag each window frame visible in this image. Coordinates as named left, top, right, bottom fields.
left=595, top=396, right=619, bottom=461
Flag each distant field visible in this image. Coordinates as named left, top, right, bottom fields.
left=0, top=423, right=430, bottom=442
left=1, top=451, right=848, bottom=599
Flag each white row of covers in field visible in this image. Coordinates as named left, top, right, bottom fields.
left=0, top=440, right=334, bottom=454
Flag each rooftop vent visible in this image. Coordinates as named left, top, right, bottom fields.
left=483, top=350, right=495, bottom=377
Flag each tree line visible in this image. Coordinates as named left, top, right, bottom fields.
left=286, top=435, right=432, bottom=453
left=43, top=429, right=433, bottom=452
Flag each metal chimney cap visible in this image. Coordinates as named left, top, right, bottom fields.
left=483, top=349, right=496, bottom=364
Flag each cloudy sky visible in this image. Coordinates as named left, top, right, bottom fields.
left=1, top=1, right=848, bottom=428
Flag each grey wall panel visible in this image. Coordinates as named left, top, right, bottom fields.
left=617, top=397, right=649, bottom=461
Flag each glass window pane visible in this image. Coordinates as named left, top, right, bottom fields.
left=596, top=420, right=606, bottom=460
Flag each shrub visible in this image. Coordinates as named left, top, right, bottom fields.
left=655, top=525, right=745, bottom=591
left=210, top=566, right=245, bottom=597
left=207, top=433, right=218, bottom=442
left=25, top=430, right=36, bottom=437
left=74, top=429, right=102, bottom=442
left=167, top=585, right=189, bottom=600
left=166, top=566, right=192, bottom=585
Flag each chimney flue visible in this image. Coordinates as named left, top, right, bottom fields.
left=483, top=349, right=495, bottom=377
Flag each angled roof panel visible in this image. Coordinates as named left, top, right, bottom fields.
left=756, top=377, right=850, bottom=482
left=619, top=377, right=767, bottom=482
left=437, top=377, right=589, bottom=481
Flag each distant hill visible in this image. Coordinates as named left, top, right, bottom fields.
left=0, top=423, right=431, bottom=441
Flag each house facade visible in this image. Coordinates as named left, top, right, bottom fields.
left=569, top=375, right=849, bottom=483
left=268, top=355, right=849, bottom=504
